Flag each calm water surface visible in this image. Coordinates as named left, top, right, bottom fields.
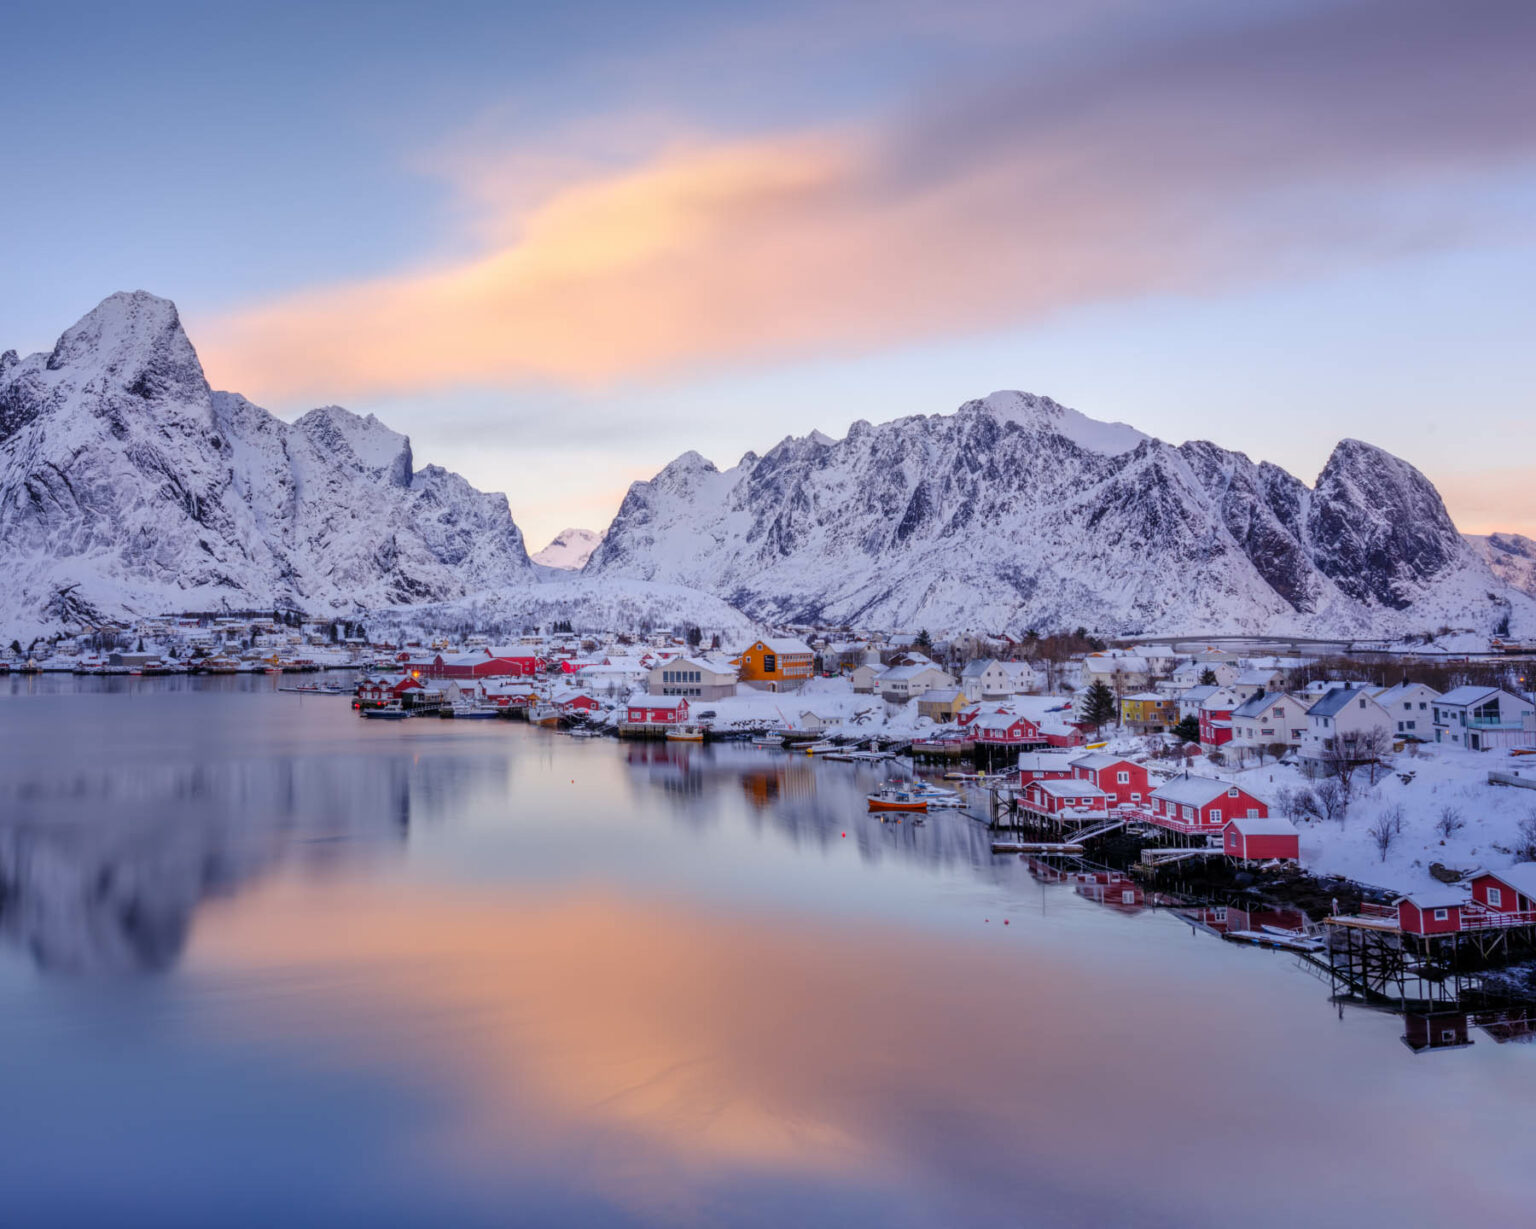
left=2, top=675, right=1534, bottom=1227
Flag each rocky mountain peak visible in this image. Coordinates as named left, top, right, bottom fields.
left=45, top=290, right=208, bottom=405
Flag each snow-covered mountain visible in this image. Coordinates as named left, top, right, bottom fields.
left=587, top=390, right=1533, bottom=637
left=0, top=292, right=532, bottom=634
left=1471, top=533, right=1536, bottom=602
left=532, top=526, right=605, bottom=570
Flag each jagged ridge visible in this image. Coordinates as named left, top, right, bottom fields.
left=587, top=390, right=1531, bottom=636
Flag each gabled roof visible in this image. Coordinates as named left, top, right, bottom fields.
left=1151, top=775, right=1245, bottom=807
left=627, top=692, right=690, bottom=706
left=1031, top=779, right=1109, bottom=799
left=1232, top=691, right=1294, bottom=720
left=1017, top=751, right=1079, bottom=772
left=1306, top=686, right=1377, bottom=718
left=759, top=638, right=813, bottom=656
left=1472, top=863, right=1536, bottom=898
left=1393, top=888, right=1468, bottom=909
left=1225, top=815, right=1298, bottom=836
left=1437, top=685, right=1504, bottom=707
left=960, top=659, right=998, bottom=678
left=1070, top=752, right=1135, bottom=771
left=917, top=687, right=964, bottom=703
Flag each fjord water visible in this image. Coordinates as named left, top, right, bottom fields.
left=2, top=678, right=1533, bottom=1228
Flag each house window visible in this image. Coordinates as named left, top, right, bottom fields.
left=1489, top=887, right=1503, bottom=908
left=1433, top=909, right=1449, bottom=921
left=1247, top=809, right=1258, bottom=819
left=1228, top=788, right=1239, bottom=798
left=763, top=654, right=777, bottom=673
left=1210, top=809, right=1222, bottom=823
left=1117, top=771, right=1129, bottom=784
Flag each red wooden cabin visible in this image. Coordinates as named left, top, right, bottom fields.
left=1222, top=815, right=1301, bottom=862
left=1068, top=754, right=1149, bottom=808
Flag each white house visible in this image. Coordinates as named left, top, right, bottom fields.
left=960, top=659, right=1013, bottom=700
left=1432, top=686, right=1536, bottom=751
left=879, top=663, right=956, bottom=701
left=1229, top=691, right=1309, bottom=750
left=1371, top=681, right=1441, bottom=740
left=1300, top=686, right=1395, bottom=769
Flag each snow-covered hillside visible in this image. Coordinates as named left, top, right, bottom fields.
left=531, top=527, right=606, bottom=570
left=588, top=390, right=1535, bottom=637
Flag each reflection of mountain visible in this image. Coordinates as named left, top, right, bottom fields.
left=625, top=745, right=1002, bottom=873
left=0, top=751, right=507, bottom=974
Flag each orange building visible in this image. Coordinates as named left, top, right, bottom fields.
left=735, top=638, right=815, bottom=690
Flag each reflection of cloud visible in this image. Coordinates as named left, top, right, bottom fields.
left=196, top=884, right=1519, bottom=1225
left=199, top=0, right=1536, bottom=405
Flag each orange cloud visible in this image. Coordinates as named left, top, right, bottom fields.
left=195, top=128, right=1188, bottom=404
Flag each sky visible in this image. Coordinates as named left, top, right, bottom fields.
left=2, top=0, right=1533, bottom=549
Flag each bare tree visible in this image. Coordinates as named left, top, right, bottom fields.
left=1434, top=806, right=1466, bottom=840
left=1515, top=810, right=1536, bottom=862
left=1312, top=777, right=1350, bottom=824
left=1368, top=805, right=1405, bottom=862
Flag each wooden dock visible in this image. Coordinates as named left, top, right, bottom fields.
left=992, top=841, right=1086, bottom=854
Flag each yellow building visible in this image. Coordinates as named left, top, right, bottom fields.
left=736, top=638, right=815, bottom=690
left=1120, top=692, right=1178, bottom=732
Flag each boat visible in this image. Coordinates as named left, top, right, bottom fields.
left=568, top=727, right=601, bottom=738
left=867, top=788, right=929, bottom=813
left=801, top=740, right=838, bottom=755
left=362, top=702, right=411, bottom=720
left=665, top=725, right=705, bottom=742
left=529, top=703, right=562, bottom=728
left=751, top=733, right=785, bottom=748
left=445, top=702, right=499, bottom=719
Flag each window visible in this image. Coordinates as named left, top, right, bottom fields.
left=763, top=654, right=777, bottom=673
left=1210, top=809, right=1222, bottom=823
left=1433, top=909, right=1449, bottom=921
left=1117, top=771, right=1129, bottom=784
left=1228, top=787, right=1239, bottom=798
left=1489, top=887, right=1503, bottom=908
left=1247, top=808, right=1259, bottom=819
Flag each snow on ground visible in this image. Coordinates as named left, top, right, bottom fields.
left=1191, top=743, right=1536, bottom=896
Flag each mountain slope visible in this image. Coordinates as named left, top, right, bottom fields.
left=532, top=527, right=606, bottom=570
left=587, top=390, right=1530, bottom=636
left=0, top=292, right=535, bottom=634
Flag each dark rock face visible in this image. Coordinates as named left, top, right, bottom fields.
left=1306, top=439, right=1465, bottom=609
left=0, top=293, right=531, bottom=630
left=589, top=390, right=1510, bottom=635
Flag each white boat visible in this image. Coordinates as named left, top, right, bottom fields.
left=752, top=733, right=785, bottom=748
left=665, top=725, right=705, bottom=742
left=362, top=702, right=411, bottom=720
left=446, top=703, right=499, bottom=719
left=801, top=740, right=838, bottom=755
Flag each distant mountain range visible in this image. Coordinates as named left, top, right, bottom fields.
left=2, top=294, right=1531, bottom=640
left=586, top=390, right=1536, bottom=637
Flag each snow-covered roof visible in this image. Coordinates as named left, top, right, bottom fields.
left=1394, top=888, right=1468, bottom=909
left=1437, top=685, right=1503, bottom=707
left=1032, top=779, right=1109, bottom=800
left=760, top=638, right=813, bottom=656
left=1306, top=686, right=1375, bottom=718
left=1225, top=815, right=1298, bottom=836
left=960, top=659, right=997, bottom=678
left=1070, top=752, right=1133, bottom=771
left=1152, top=775, right=1244, bottom=807
left=1232, top=691, right=1292, bottom=719
left=627, top=693, right=689, bottom=706
left=1017, top=751, right=1079, bottom=772
left=917, top=688, right=964, bottom=703
left=880, top=663, right=946, bottom=681
left=1475, top=863, right=1536, bottom=898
